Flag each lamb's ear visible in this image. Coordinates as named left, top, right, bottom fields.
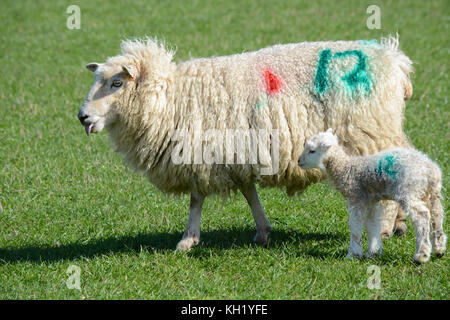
left=334, top=133, right=339, bottom=142
left=86, top=63, right=99, bottom=72
left=122, top=65, right=137, bottom=80
left=321, top=140, right=334, bottom=151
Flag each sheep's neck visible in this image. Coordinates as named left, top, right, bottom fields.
left=323, top=147, right=352, bottom=192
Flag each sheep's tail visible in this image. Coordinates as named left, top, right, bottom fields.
left=380, top=34, right=414, bottom=100
left=428, top=166, right=447, bottom=256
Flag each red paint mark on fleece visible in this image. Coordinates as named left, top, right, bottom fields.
left=263, top=69, right=282, bottom=95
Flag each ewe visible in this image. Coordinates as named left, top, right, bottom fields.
left=298, top=129, right=446, bottom=263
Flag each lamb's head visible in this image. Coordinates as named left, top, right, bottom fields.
left=78, top=39, right=176, bottom=135
left=298, top=128, right=339, bottom=171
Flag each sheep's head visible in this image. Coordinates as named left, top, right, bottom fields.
left=298, top=128, right=339, bottom=171
left=78, top=39, right=176, bottom=135
left=77, top=59, right=137, bottom=135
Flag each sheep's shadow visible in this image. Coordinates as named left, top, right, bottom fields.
left=0, top=227, right=347, bottom=264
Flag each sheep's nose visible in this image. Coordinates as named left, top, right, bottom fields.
left=78, top=110, right=88, bottom=125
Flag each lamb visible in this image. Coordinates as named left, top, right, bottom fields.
left=298, top=129, right=447, bottom=263
left=77, top=36, right=414, bottom=250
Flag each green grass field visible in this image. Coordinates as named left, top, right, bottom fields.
left=0, top=0, right=448, bottom=299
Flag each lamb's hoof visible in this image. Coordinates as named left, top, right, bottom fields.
left=413, top=253, right=430, bottom=264
left=393, top=223, right=407, bottom=237
left=366, top=250, right=383, bottom=259
left=176, top=237, right=199, bottom=251
left=346, top=252, right=363, bottom=260
left=435, top=252, right=445, bottom=259
left=380, top=231, right=391, bottom=240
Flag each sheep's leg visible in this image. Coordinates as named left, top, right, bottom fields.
left=241, top=184, right=272, bottom=245
left=366, top=203, right=383, bottom=258
left=346, top=202, right=366, bottom=259
left=176, top=192, right=205, bottom=251
left=401, top=199, right=432, bottom=263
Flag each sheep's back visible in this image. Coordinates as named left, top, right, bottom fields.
left=156, top=39, right=413, bottom=195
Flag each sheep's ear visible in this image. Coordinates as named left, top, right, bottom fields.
left=122, top=65, right=137, bottom=80
left=86, top=63, right=99, bottom=72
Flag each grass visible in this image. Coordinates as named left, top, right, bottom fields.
left=0, top=0, right=448, bottom=299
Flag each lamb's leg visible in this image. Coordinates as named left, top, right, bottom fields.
left=380, top=200, right=406, bottom=238
left=347, top=202, right=366, bottom=259
left=401, top=199, right=432, bottom=263
left=241, top=184, right=272, bottom=245
left=429, top=192, right=447, bottom=257
left=394, top=206, right=408, bottom=237
left=366, top=203, right=383, bottom=258
left=176, top=192, right=205, bottom=251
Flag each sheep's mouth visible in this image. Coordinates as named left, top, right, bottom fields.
left=85, top=123, right=96, bottom=135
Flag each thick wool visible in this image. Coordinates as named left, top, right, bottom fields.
left=298, top=130, right=447, bottom=263
left=79, top=36, right=413, bottom=249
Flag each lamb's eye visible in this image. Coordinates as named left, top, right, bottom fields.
left=309, top=150, right=315, bottom=154
left=112, top=80, right=123, bottom=88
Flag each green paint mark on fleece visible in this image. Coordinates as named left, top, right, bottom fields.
left=358, top=39, right=378, bottom=46
left=314, top=49, right=372, bottom=96
left=256, top=97, right=268, bottom=110
left=376, top=154, right=398, bottom=179
left=314, top=49, right=332, bottom=95
left=334, top=50, right=371, bottom=94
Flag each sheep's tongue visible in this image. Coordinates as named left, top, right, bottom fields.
left=85, top=123, right=94, bottom=136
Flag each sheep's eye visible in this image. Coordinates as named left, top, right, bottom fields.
left=309, top=150, right=316, bottom=154
left=112, top=80, right=123, bottom=88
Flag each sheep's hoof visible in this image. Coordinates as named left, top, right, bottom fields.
left=253, top=225, right=272, bottom=245
left=176, top=236, right=199, bottom=251
left=435, top=252, right=445, bottom=258
left=253, top=232, right=269, bottom=245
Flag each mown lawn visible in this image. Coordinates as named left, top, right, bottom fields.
left=0, top=0, right=448, bottom=299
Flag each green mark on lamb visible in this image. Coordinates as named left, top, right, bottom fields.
left=314, top=49, right=372, bottom=97
left=376, top=154, right=398, bottom=179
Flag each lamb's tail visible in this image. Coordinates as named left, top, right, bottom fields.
left=381, top=34, right=414, bottom=100
left=428, top=166, right=447, bottom=257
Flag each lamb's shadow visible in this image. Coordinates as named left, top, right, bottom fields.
left=0, top=227, right=347, bottom=264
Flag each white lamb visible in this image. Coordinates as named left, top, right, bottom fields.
left=298, top=129, right=446, bottom=263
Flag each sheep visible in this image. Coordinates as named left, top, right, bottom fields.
left=77, top=36, right=414, bottom=250
left=298, top=129, right=447, bottom=263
